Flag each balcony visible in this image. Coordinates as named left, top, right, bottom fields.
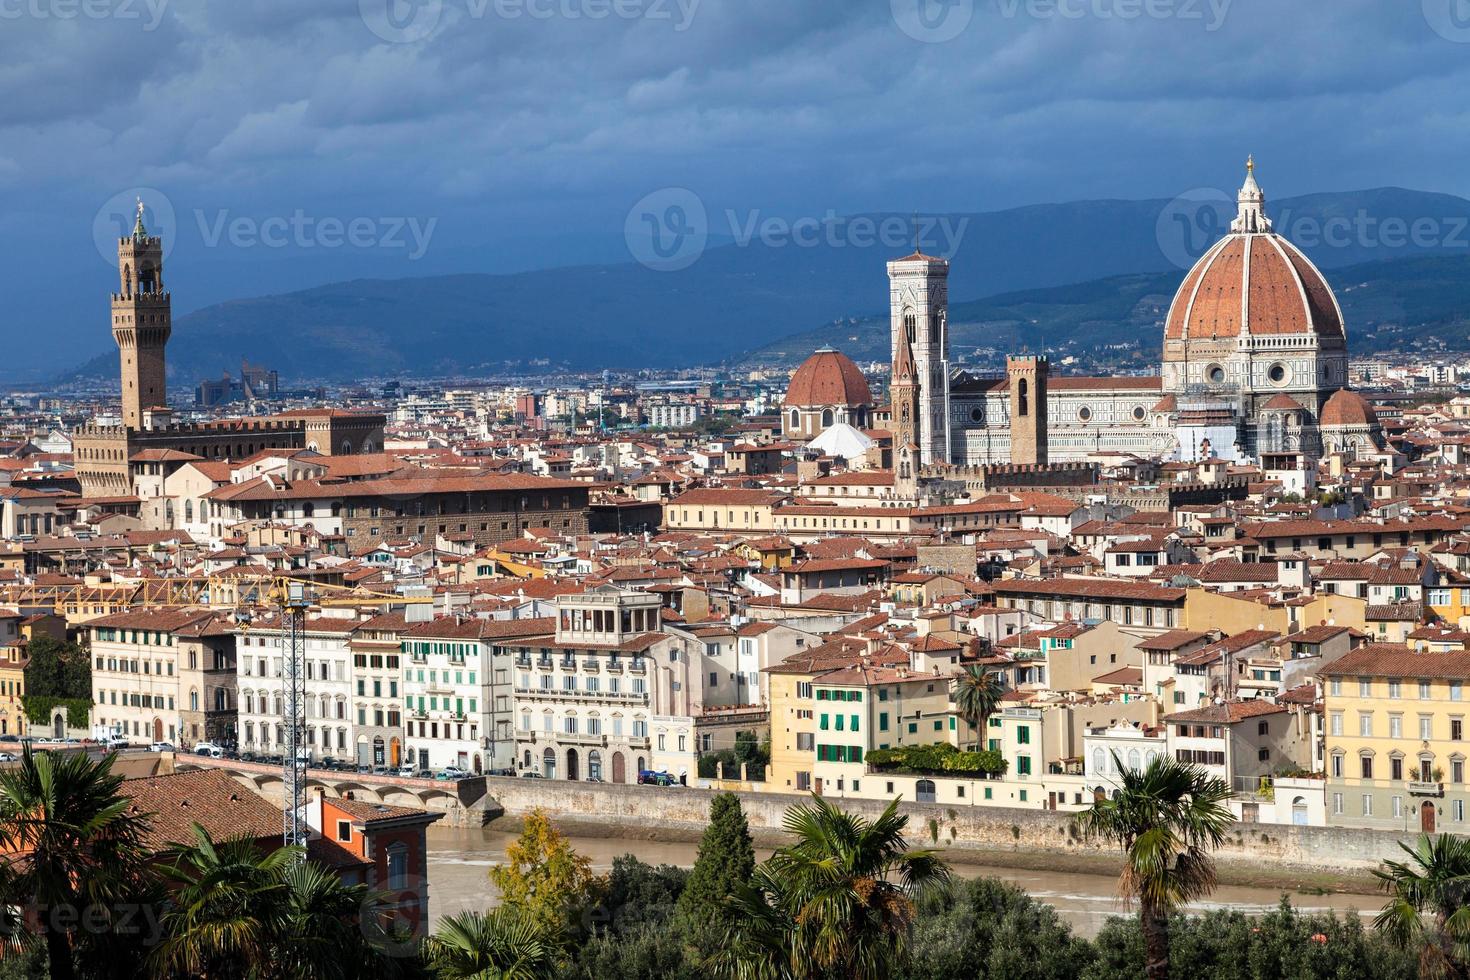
left=1409, top=780, right=1444, bottom=797
left=582, top=659, right=600, bottom=671
left=628, top=660, right=647, bottom=674
left=536, top=657, right=553, bottom=670
left=605, top=660, right=623, bottom=674
left=515, top=656, right=531, bottom=668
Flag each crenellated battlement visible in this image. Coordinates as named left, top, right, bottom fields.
left=111, top=291, right=171, bottom=303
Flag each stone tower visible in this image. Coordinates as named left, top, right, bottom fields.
left=112, top=200, right=171, bottom=430
left=1007, top=355, right=1048, bottom=466
left=891, top=316, right=921, bottom=493
left=887, top=250, right=951, bottom=466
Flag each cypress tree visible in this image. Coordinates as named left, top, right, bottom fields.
left=675, top=792, right=756, bottom=942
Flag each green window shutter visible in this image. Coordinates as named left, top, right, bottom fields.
left=851, top=715, right=859, bottom=732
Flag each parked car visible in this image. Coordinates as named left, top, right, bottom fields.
left=637, top=769, right=677, bottom=787
left=193, top=743, right=225, bottom=758
left=520, top=770, right=546, bottom=779
left=0, top=752, right=16, bottom=763
left=0, top=735, right=18, bottom=744
left=396, top=763, right=421, bottom=778
left=148, top=741, right=175, bottom=753
left=437, top=766, right=470, bottom=781
left=101, top=736, right=130, bottom=751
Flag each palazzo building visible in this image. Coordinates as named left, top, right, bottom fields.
left=75, top=201, right=385, bottom=498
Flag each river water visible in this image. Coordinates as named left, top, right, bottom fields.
left=425, top=824, right=1383, bottom=938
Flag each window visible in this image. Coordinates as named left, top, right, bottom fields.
left=1421, top=679, right=1432, bottom=700
left=1422, top=717, right=1434, bottom=741
left=1455, top=720, right=1464, bottom=742
left=1330, top=713, right=1343, bottom=736
left=1389, top=679, right=1401, bottom=699
left=1360, top=756, right=1373, bottom=779
left=1329, top=678, right=1342, bottom=697
left=1362, top=795, right=1373, bottom=817
left=1332, top=792, right=1344, bottom=815
left=1391, top=757, right=1404, bottom=781
left=1456, top=800, right=1466, bottom=823
left=1389, top=715, right=1402, bottom=739
left=386, top=844, right=408, bottom=889
left=1455, top=682, right=1465, bottom=703
left=1359, top=677, right=1372, bottom=698
left=1359, top=713, right=1373, bottom=738
left=336, top=820, right=351, bottom=843
left=1017, top=725, right=1031, bottom=745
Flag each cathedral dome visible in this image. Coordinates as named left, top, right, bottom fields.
left=784, top=347, right=872, bottom=408
left=1164, top=161, right=1344, bottom=343
left=1320, top=388, right=1378, bottom=428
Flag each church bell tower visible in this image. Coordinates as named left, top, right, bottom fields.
left=112, top=200, right=171, bottom=430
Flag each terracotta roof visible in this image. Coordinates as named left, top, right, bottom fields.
left=1321, top=389, right=1379, bottom=429
left=1164, top=232, right=1343, bottom=341
left=122, top=769, right=282, bottom=851
left=783, top=348, right=873, bottom=408
left=1164, top=699, right=1289, bottom=724
left=1323, top=644, right=1470, bottom=679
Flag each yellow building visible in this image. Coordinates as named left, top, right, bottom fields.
left=0, top=645, right=25, bottom=738
left=1182, top=587, right=1366, bottom=637
left=1322, top=644, right=1470, bottom=833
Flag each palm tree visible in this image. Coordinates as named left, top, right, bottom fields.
left=274, top=859, right=395, bottom=980
left=424, top=907, right=563, bottom=980
left=1374, top=833, right=1470, bottom=978
left=0, top=748, right=147, bottom=980
left=952, top=665, right=1004, bottom=748
left=719, top=795, right=950, bottom=980
left=149, top=822, right=295, bottom=979
left=1072, top=753, right=1232, bottom=980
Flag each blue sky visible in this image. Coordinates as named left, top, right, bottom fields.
left=4, top=0, right=1470, bottom=376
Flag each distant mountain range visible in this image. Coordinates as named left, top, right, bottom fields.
left=62, top=187, right=1470, bottom=383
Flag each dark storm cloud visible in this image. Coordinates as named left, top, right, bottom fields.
left=1, top=0, right=1469, bottom=375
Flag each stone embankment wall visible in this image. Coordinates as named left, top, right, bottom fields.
left=483, top=778, right=1410, bottom=890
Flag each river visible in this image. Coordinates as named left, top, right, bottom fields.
left=425, top=824, right=1383, bottom=938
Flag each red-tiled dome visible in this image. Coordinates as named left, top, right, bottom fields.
left=783, top=347, right=872, bottom=408
left=1164, top=235, right=1343, bottom=341
left=1320, top=388, right=1378, bottom=428
left=1164, top=161, right=1344, bottom=343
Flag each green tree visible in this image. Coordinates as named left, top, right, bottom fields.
left=676, top=793, right=755, bottom=947
left=718, top=796, right=950, bottom=980
left=901, top=877, right=1094, bottom=980
left=1374, top=832, right=1470, bottom=979
left=424, top=907, right=561, bottom=980
left=21, top=636, right=90, bottom=700
left=951, top=666, right=1004, bottom=748
left=488, top=809, right=599, bottom=941
left=1072, top=753, right=1233, bottom=980
left=0, top=748, right=146, bottom=980
left=1084, top=901, right=1417, bottom=980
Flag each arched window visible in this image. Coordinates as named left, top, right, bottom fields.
left=789, top=410, right=799, bottom=431
left=821, top=409, right=834, bottom=428
left=903, top=310, right=916, bottom=344
left=1126, top=748, right=1141, bottom=772
left=916, top=779, right=937, bottom=803
left=1018, top=379, right=1029, bottom=417
left=302, top=502, right=315, bottom=518
left=928, top=312, right=940, bottom=343
left=184, top=499, right=193, bottom=522
left=1092, top=748, right=1105, bottom=773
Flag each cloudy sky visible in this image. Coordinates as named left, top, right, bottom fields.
left=4, top=0, right=1470, bottom=375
